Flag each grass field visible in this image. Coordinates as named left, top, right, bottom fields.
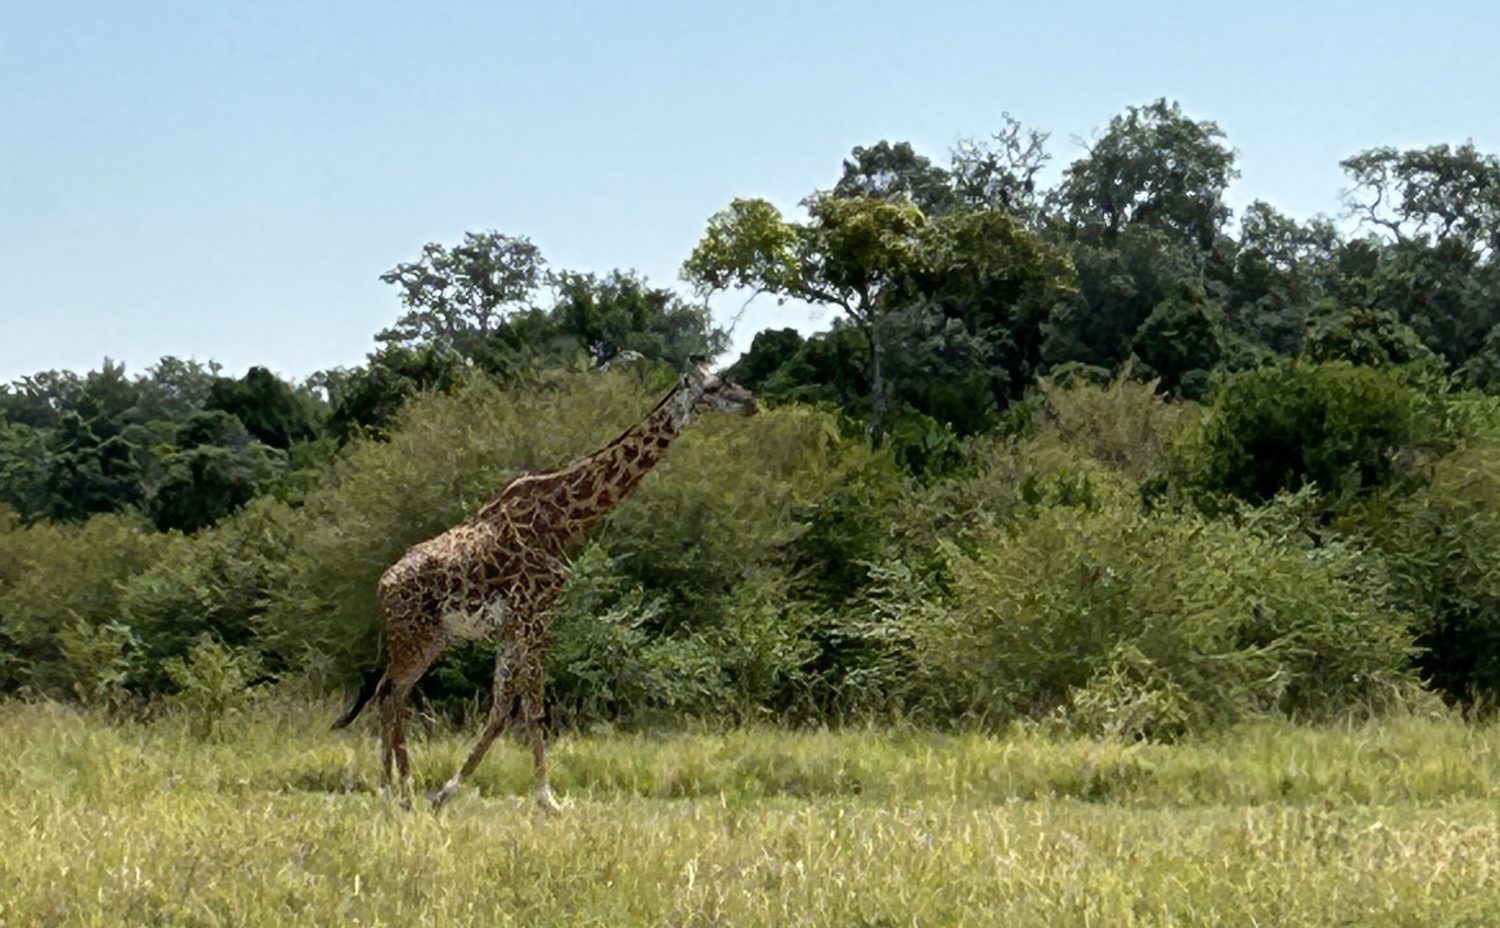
left=5, top=702, right=1500, bottom=926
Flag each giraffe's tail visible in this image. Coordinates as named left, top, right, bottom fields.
left=331, top=668, right=386, bottom=730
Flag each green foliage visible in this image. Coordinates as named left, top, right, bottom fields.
left=1224, top=202, right=1340, bottom=355
left=1302, top=300, right=1439, bottom=368
left=906, top=496, right=1416, bottom=738
left=1053, top=98, right=1239, bottom=250
left=38, top=361, right=154, bottom=521
left=950, top=113, right=1052, bottom=220
left=681, top=182, right=941, bottom=427
left=150, top=411, right=286, bottom=532
left=377, top=231, right=547, bottom=350
left=162, top=635, right=266, bottom=738
left=550, top=270, right=727, bottom=368
left=833, top=140, right=957, bottom=215
left=1042, top=225, right=1202, bottom=371
left=0, top=359, right=312, bottom=532
left=1182, top=361, right=1436, bottom=507
left=1035, top=372, right=1198, bottom=485
left=542, top=544, right=716, bottom=726
left=1346, top=446, right=1500, bottom=699
left=121, top=499, right=297, bottom=690
left=1338, top=144, right=1500, bottom=366
left=1341, top=142, right=1500, bottom=257
left=205, top=366, right=321, bottom=450
left=324, top=342, right=470, bottom=442
left=1130, top=284, right=1226, bottom=397
left=1463, top=324, right=1500, bottom=390
left=0, top=513, right=167, bottom=698
left=688, top=178, right=1074, bottom=436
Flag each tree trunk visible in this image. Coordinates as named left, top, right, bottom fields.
left=864, top=323, right=889, bottom=446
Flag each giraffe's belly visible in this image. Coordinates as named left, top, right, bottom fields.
left=440, top=597, right=512, bottom=642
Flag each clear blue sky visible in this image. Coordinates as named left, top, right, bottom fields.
left=3, top=0, right=1496, bottom=383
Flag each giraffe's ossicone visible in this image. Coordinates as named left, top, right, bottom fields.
left=333, top=359, right=756, bottom=811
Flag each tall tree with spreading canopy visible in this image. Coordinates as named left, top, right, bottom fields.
left=950, top=113, right=1052, bottom=223
left=1341, top=142, right=1500, bottom=367
left=378, top=231, right=547, bottom=351
left=683, top=194, right=930, bottom=430
left=1052, top=98, right=1239, bottom=250
left=1042, top=100, right=1239, bottom=373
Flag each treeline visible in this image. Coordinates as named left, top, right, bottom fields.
left=2, top=99, right=1499, bottom=737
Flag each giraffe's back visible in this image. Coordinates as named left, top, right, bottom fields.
left=377, top=519, right=566, bottom=670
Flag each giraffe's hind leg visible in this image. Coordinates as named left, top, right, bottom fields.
left=431, top=639, right=519, bottom=809
left=378, top=676, right=419, bottom=808
left=376, top=676, right=396, bottom=791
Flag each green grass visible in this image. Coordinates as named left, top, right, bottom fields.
left=5, top=701, right=1500, bottom=926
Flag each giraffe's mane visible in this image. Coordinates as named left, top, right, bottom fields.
left=489, top=379, right=682, bottom=502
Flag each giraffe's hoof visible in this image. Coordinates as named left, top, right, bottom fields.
left=535, top=785, right=565, bottom=815
left=429, top=785, right=459, bottom=810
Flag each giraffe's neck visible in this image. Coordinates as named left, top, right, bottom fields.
left=483, top=383, right=696, bottom=546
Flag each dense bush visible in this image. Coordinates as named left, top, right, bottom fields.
left=1345, top=446, right=1500, bottom=700
left=120, top=499, right=297, bottom=691
left=1035, top=373, right=1198, bottom=485
left=1181, top=361, right=1440, bottom=508
left=0, top=513, right=168, bottom=702
left=7, top=360, right=1500, bottom=735
left=261, top=365, right=886, bottom=710
left=905, top=494, right=1417, bottom=738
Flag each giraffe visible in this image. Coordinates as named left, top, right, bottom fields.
left=332, top=360, right=756, bottom=811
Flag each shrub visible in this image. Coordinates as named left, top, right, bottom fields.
left=905, top=494, right=1417, bottom=738
left=1036, top=373, right=1198, bottom=485
left=1345, top=446, right=1500, bottom=700
left=120, top=498, right=297, bottom=691
left=163, top=636, right=266, bottom=738
left=263, top=367, right=868, bottom=717
left=1181, top=361, right=1439, bottom=509
left=0, top=513, right=167, bottom=699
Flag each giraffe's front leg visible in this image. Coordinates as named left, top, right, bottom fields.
left=518, top=652, right=563, bottom=814
left=530, top=722, right=562, bottom=814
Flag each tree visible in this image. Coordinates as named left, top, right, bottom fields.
left=684, top=194, right=929, bottom=428
left=378, top=232, right=546, bottom=350
left=950, top=113, right=1052, bottom=222
left=1131, top=283, right=1227, bottom=397
left=1053, top=99, right=1239, bottom=251
left=205, top=367, right=320, bottom=450
left=1301, top=301, right=1435, bottom=368
left=1342, top=142, right=1500, bottom=257
left=150, top=411, right=283, bottom=533
left=1462, top=324, right=1500, bottom=390
left=0, top=370, right=83, bottom=429
left=1340, top=143, right=1500, bottom=368
left=0, top=422, right=48, bottom=518
left=1225, top=202, right=1343, bottom=356
left=38, top=362, right=150, bottom=522
left=550, top=270, right=727, bottom=368
left=1185, top=361, right=1429, bottom=507
left=133, top=357, right=222, bottom=424
left=909, top=207, right=1075, bottom=412
left=726, top=328, right=807, bottom=392
left=833, top=141, right=957, bottom=216
left=325, top=344, right=470, bottom=443
left=1041, top=225, right=1203, bottom=370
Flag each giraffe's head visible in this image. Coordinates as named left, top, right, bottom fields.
left=681, top=357, right=757, bottom=417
